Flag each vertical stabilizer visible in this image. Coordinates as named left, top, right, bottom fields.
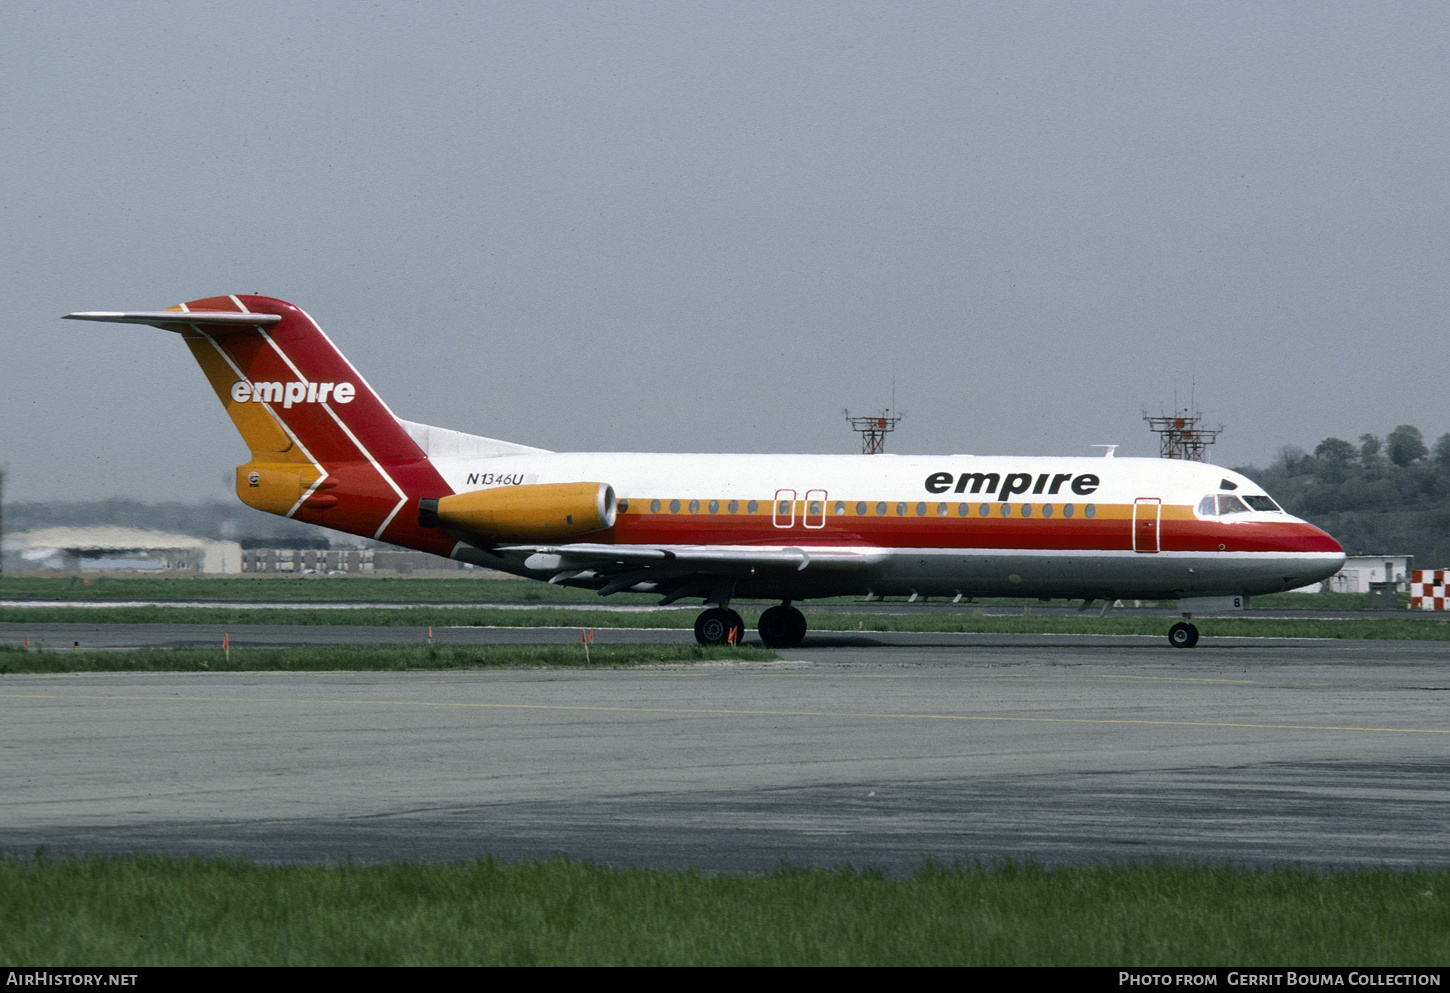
left=67, top=295, right=456, bottom=553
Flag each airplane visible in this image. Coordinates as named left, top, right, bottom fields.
left=66, top=295, right=1346, bottom=649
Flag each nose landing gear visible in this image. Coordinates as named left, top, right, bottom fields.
left=1168, top=621, right=1200, bottom=648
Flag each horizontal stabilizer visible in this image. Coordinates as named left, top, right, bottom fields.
left=64, top=311, right=281, bottom=327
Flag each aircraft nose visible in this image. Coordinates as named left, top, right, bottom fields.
left=1271, top=520, right=1346, bottom=592
left=1307, top=521, right=1345, bottom=556
left=1297, top=520, right=1346, bottom=574
left=1262, top=517, right=1343, bottom=553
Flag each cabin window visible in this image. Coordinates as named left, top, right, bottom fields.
left=958, top=503, right=970, bottom=517
left=979, top=504, right=990, bottom=517
left=670, top=499, right=681, bottom=514
left=937, top=502, right=949, bottom=516
left=1063, top=504, right=1075, bottom=518
left=1041, top=504, right=1053, bottom=518
left=708, top=500, right=719, bottom=514
left=618, top=499, right=630, bottom=513
left=876, top=502, right=888, bottom=516
left=689, top=500, right=700, bottom=514
left=650, top=499, right=661, bottom=514
left=747, top=500, right=759, bottom=514
left=1084, top=504, right=1096, bottom=518
left=915, top=502, right=927, bottom=516
left=999, top=504, right=1011, bottom=517
left=856, top=502, right=868, bottom=516
left=834, top=501, right=846, bottom=516
left=896, top=503, right=908, bottom=517
left=728, top=500, right=739, bottom=514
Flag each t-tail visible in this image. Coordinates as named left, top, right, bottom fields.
left=66, top=294, right=457, bottom=554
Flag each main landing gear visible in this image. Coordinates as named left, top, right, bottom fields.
left=692, top=602, right=809, bottom=648
left=1168, top=621, right=1200, bottom=649
left=757, top=603, right=807, bottom=648
left=694, top=607, right=745, bottom=646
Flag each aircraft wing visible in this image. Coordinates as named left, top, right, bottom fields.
left=499, top=542, right=886, bottom=600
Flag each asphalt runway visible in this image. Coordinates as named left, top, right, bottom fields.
left=2, top=626, right=1448, bottom=874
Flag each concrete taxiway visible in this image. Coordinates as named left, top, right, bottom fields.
left=2, top=633, right=1447, bottom=873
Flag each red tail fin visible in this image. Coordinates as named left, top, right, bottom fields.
left=80, top=295, right=456, bottom=554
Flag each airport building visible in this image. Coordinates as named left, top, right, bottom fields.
left=1, top=527, right=484, bottom=577
left=3, top=526, right=243, bottom=575
left=1322, top=554, right=1412, bottom=594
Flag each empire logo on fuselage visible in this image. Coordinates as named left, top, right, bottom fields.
left=925, top=471, right=1100, bottom=499
left=230, top=379, right=356, bottom=409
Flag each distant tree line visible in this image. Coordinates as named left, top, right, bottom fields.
left=1235, top=424, right=1450, bottom=566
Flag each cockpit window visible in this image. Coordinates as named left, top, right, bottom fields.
left=1199, top=493, right=1282, bottom=516
left=1217, top=494, right=1250, bottom=514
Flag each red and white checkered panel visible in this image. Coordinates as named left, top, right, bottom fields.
left=1410, top=570, right=1448, bottom=610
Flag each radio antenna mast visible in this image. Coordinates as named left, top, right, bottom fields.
left=844, top=408, right=903, bottom=455
left=1143, top=389, right=1222, bottom=461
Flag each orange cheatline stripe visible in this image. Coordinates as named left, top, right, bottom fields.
left=605, top=502, right=1332, bottom=554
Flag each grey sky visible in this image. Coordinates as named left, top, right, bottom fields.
left=3, top=1, right=1447, bottom=503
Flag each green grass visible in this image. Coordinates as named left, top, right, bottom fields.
left=1246, top=590, right=1398, bottom=610
left=0, top=856, right=1445, bottom=966
left=0, top=643, right=778, bottom=674
left=5, top=603, right=1450, bottom=641
left=0, top=604, right=695, bottom=627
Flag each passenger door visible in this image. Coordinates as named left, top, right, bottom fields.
left=1133, top=497, right=1161, bottom=553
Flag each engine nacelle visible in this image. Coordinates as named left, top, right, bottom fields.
left=418, top=482, right=616, bottom=541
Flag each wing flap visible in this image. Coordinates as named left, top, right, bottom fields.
left=514, top=543, right=885, bottom=578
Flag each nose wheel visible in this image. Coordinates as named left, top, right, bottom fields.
left=1168, top=622, right=1200, bottom=648
left=694, top=608, right=746, bottom=646
left=758, top=604, right=808, bottom=648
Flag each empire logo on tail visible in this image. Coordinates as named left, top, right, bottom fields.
left=230, top=379, right=357, bottom=407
